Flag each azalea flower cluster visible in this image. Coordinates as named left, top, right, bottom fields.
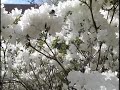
left=1, top=0, right=119, bottom=90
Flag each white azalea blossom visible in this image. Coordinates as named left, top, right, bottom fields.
left=67, top=70, right=119, bottom=90
left=1, top=0, right=119, bottom=90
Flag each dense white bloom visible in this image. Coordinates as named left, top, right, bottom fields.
left=67, top=70, right=119, bottom=90
left=1, top=5, right=13, bottom=27
left=10, top=8, right=22, bottom=19
left=57, top=0, right=82, bottom=17
left=1, top=5, right=14, bottom=39
left=18, top=4, right=63, bottom=38
left=1, top=0, right=119, bottom=90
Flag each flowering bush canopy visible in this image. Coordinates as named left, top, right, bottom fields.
left=1, top=0, right=119, bottom=90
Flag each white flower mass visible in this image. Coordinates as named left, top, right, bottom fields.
left=67, top=70, right=119, bottom=90
left=18, top=4, right=64, bottom=38
left=1, top=0, right=119, bottom=90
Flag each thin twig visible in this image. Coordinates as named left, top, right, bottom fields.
left=96, top=42, right=103, bottom=70
left=80, top=0, right=98, bottom=33
left=109, top=5, right=118, bottom=24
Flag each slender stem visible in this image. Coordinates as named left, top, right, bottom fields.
left=3, top=79, right=28, bottom=90
left=109, top=5, right=118, bottom=24
left=44, top=40, right=55, bottom=56
left=29, top=43, right=53, bottom=59
left=29, top=42, right=68, bottom=75
left=80, top=0, right=98, bottom=33
left=96, top=42, right=103, bottom=70
left=12, top=70, right=32, bottom=90
left=90, top=9, right=98, bottom=33
left=29, top=62, right=42, bottom=89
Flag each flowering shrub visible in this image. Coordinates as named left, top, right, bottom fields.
left=1, top=0, right=119, bottom=90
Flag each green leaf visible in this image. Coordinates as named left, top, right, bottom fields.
left=13, top=15, right=22, bottom=24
